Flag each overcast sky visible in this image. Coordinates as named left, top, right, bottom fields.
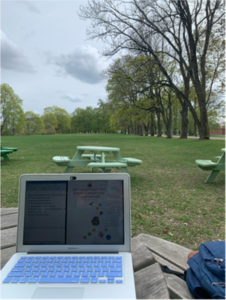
left=1, top=0, right=112, bottom=115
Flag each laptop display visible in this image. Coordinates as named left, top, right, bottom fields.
left=24, top=180, right=124, bottom=245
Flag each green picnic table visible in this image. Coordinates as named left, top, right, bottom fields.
left=195, top=148, right=225, bottom=183
left=53, top=146, right=142, bottom=174
left=0, top=143, right=18, bottom=161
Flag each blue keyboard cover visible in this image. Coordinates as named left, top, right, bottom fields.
left=3, top=255, right=124, bottom=284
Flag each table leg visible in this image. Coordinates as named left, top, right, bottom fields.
left=2, top=154, right=9, bottom=160
left=64, top=150, right=84, bottom=173
left=205, top=171, right=220, bottom=183
left=121, top=167, right=130, bottom=174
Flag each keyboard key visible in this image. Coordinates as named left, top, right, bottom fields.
left=39, top=278, right=79, bottom=283
left=99, top=280, right=106, bottom=283
left=116, top=263, right=122, bottom=267
left=20, top=277, right=28, bottom=283
left=80, top=278, right=89, bottom=283
left=11, top=268, right=24, bottom=272
left=116, top=280, right=123, bottom=283
left=110, top=267, right=122, bottom=272
left=15, top=263, right=25, bottom=267
left=90, top=272, right=97, bottom=277
left=25, top=272, right=33, bottom=277
left=12, top=277, right=21, bottom=283
left=3, top=277, right=12, bottom=283
left=28, top=278, right=38, bottom=283
left=91, top=278, right=98, bottom=283
left=108, top=279, right=114, bottom=283
left=106, top=272, right=123, bottom=277
left=94, top=267, right=101, bottom=272
left=73, top=272, right=81, bottom=277
left=98, top=272, right=105, bottom=277
left=50, top=272, right=57, bottom=277
left=82, top=272, right=88, bottom=277
left=109, top=263, right=114, bottom=267
left=87, top=267, right=93, bottom=272
left=42, top=272, right=49, bottom=277
left=79, top=268, right=86, bottom=272
left=102, top=267, right=109, bottom=272
left=8, top=272, right=25, bottom=277
left=33, top=272, right=41, bottom=277
left=71, top=268, right=78, bottom=272
left=66, top=272, right=73, bottom=277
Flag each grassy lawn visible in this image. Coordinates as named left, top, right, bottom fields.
left=1, top=134, right=225, bottom=250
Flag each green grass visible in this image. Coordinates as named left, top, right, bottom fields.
left=1, top=134, right=225, bottom=250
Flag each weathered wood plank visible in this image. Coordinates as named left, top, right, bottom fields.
left=1, top=227, right=17, bottom=249
left=1, top=214, right=18, bottom=230
left=1, top=246, right=16, bottom=269
left=164, top=274, right=193, bottom=299
left=136, top=233, right=190, bottom=271
left=0, top=208, right=18, bottom=216
left=132, top=243, right=155, bottom=272
left=153, top=252, right=186, bottom=273
left=134, top=262, right=170, bottom=299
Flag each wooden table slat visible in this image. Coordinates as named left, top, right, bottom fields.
left=1, top=227, right=17, bottom=249
left=0, top=208, right=18, bottom=216
left=1, top=246, right=17, bottom=269
left=1, top=213, right=18, bottom=230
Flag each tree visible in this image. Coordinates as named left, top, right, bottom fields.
left=0, top=83, right=25, bottom=135
left=42, top=113, right=58, bottom=134
left=43, top=106, right=71, bottom=133
left=25, top=111, right=44, bottom=135
left=79, top=0, right=225, bottom=139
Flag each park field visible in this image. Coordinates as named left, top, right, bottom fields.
left=1, top=134, right=225, bottom=250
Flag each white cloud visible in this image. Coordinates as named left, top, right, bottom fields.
left=51, top=45, right=107, bottom=84
left=17, top=1, right=41, bottom=14
left=1, top=31, right=36, bottom=73
left=62, top=93, right=82, bottom=103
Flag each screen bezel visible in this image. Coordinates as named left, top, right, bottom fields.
left=16, top=173, right=131, bottom=253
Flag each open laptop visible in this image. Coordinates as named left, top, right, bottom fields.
left=1, top=173, right=136, bottom=299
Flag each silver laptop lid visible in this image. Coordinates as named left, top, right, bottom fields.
left=16, top=173, right=131, bottom=253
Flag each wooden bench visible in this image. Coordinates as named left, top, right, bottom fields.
left=1, top=208, right=194, bottom=299
left=88, top=162, right=128, bottom=173
left=132, top=234, right=193, bottom=299
left=196, top=148, right=225, bottom=182
left=0, top=149, right=13, bottom=160
left=52, top=156, right=71, bottom=166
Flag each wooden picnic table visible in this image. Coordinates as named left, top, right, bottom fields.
left=1, top=208, right=193, bottom=299
left=53, top=146, right=142, bottom=174
left=0, top=142, right=18, bottom=160
left=196, top=148, right=225, bottom=183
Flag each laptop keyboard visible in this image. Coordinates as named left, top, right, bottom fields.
left=2, top=255, right=124, bottom=284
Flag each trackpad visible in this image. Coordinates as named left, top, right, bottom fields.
left=32, top=288, right=84, bottom=299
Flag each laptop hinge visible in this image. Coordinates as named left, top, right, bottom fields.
left=28, top=252, right=119, bottom=254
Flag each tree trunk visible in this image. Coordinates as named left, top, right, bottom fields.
left=180, top=104, right=188, bottom=139
left=150, top=113, right=155, bottom=136
left=157, top=111, right=162, bottom=137
left=143, top=123, right=149, bottom=136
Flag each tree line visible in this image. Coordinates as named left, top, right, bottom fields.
left=78, top=0, right=225, bottom=139
left=0, top=83, right=222, bottom=136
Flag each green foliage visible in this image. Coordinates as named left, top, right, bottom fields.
left=0, top=83, right=25, bottom=135
left=42, top=112, right=58, bottom=134
left=43, top=106, right=71, bottom=133
left=25, top=111, right=44, bottom=135
left=71, top=102, right=113, bottom=133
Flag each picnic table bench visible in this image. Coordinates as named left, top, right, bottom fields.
left=196, top=148, right=225, bottom=183
left=0, top=144, right=18, bottom=161
left=53, top=146, right=142, bottom=174
left=1, top=208, right=193, bottom=299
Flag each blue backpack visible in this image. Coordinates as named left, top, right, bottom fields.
left=186, top=241, right=225, bottom=299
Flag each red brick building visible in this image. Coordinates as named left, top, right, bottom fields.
left=210, top=127, right=225, bottom=135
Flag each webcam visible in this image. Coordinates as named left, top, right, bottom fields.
left=70, top=176, right=77, bottom=180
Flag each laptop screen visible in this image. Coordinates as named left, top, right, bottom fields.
left=23, top=180, right=124, bottom=246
